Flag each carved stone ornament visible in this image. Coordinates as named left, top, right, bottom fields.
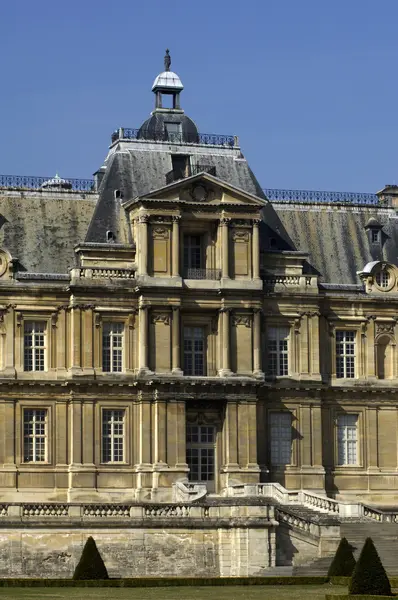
left=232, top=314, right=252, bottom=327
left=190, top=185, right=208, bottom=202
left=376, top=322, right=395, bottom=336
left=0, top=250, right=9, bottom=278
left=151, top=313, right=170, bottom=325
left=152, top=226, right=169, bottom=239
left=220, top=217, right=231, bottom=226
left=138, top=214, right=150, bottom=224
left=232, top=229, right=249, bottom=242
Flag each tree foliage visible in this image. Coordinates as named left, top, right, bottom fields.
left=73, top=536, right=109, bottom=580
left=327, top=537, right=356, bottom=577
left=349, top=537, right=391, bottom=596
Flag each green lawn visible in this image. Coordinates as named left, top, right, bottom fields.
left=0, top=585, right=348, bottom=600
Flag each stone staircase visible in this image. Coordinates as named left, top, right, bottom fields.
left=340, top=521, right=398, bottom=576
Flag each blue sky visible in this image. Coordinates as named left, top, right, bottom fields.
left=0, top=0, right=397, bottom=192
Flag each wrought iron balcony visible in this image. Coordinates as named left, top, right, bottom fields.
left=263, top=188, right=380, bottom=205
left=0, top=174, right=95, bottom=193
left=111, top=128, right=237, bottom=147
left=184, top=268, right=221, bottom=280
left=166, top=164, right=216, bottom=185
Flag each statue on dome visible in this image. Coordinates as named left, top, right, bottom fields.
left=164, top=49, right=171, bottom=72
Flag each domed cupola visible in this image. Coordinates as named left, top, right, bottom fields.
left=137, top=49, right=199, bottom=144
left=40, top=173, right=72, bottom=190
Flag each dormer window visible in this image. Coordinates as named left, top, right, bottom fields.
left=376, top=270, right=390, bottom=288
left=165, top=122, right=182, bottom=143
left=371, top=230, right=380, bottom=244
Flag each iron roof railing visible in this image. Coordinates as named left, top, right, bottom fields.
left=263, top=188, right=380, bottom=205
left=0, top=175, right=96, bottom=192
left=111, top=127, right=237, bottom=147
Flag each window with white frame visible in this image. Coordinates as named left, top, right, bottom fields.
left=375, top=270, right=390, bottom=289
left=267, top=326, right=289, bottom=376
left=269, top=412, right=292, bottom=466
left=23, top=409, right=48, bottom=462
left=186, top=424, right=215, bottom=482
left=102, top=322, right=124, bottom=372
left=337, top=414, right=358, bottom=465
left=24, top=321, right=46, bottom=371
left=184, top=326, right=205, bottom=375
left=102, top=409, right=125, bottom=463
left=336, top=330, right=356, bottom=378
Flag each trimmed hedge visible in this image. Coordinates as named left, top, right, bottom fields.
left=349, top=538, right=391, bottom=596
left=326, top=596, right=395, bottom=600
left=73, top=537, right=109, bottom=580
left=0, top=576, right=330, bottom=587
left=327, top=537, right=356, bottom=577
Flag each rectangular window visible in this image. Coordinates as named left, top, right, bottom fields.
left=371, top=230, right=380, bottom=244
left=24, top=322, right=46, bottom=371
left=165, top=122, right=182, bottom=143
left=102, top=409, right=125, bottom=463
left=102, top=322, right=124, bottom=373
left=336, top=330, right=356, bottom=378
left=183, top=234, right=203, bottom=275
left=270, top=412, right=292, bottom=466
left=184, top=326, right=205, bottom=375
left=23, top=409, right=47, bottom=462
left=186, top=424, right=215, bottom=482
left=337, top=414, right=358, bottom=465
left=267, top=327, right=289, bottom=376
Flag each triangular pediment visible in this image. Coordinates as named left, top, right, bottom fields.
left=123, top=172, right=267, bottom=210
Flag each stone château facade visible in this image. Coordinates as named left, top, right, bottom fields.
left=0, top=53, right=398, bottom=576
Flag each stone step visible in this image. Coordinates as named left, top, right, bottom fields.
left=293, top=557, right=332, bottom=576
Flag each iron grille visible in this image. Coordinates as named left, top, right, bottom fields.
left=111, top=128, right=236, bottom=147
left=0, top=175, right=95, bottom=192
left=263, top=188, right=380, bottom=205
left=184, top=268, right=221, bottom=280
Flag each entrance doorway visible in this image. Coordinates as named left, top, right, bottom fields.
left=186, top=424, right=216, bottom=491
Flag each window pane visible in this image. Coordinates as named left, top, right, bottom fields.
left=267, top=327, right=289, bottom=376
left=23, top=409, right=47, bottom=462
left=269, top=412, right=292, bottom=466
left=337, top=414, right=358, bottom=465
left=24, top=322, right=46, bottom=372
left=184, top=327, right=205, bottom=375
left=102, top=409, right=125, bottom=463
left=336, top=330, right=356, bottom=379
left=102, top=322, right=124, bottom=373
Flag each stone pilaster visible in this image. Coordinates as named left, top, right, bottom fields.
left=253, top=309, right=264, bottom=377
left=172, top=215, right=180, bottom=277
left=171, top=306, right=182, bottom=375
left=218, top=308, right=232, bottom=377
left=138, top=214, right=149, bottom=276
left=138, top=304, right=150, bottom=375
left=220, top=217, right=230, bottom=279
left=252, top=219, right=261, bottom=279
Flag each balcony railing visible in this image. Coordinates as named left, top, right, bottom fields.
left=166, top=164, right=216, bottom=185
left=184, top=268, right=221, bottom=280
left=263, top=188, right=380, bottom=205
left=0, top=175, right=96, bottom=193
left=111, top=128, right=237, bottom=147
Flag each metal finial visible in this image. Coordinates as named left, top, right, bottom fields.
left=164, top=49, right=171, bottom=72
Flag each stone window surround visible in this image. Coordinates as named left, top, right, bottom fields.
left=267, top=407, right=298, bottom=469
left=181, top=313, right=217, bottom=376
left=333, top=408, right=363, bottom=469
left=264, top=318, right=295, bottom=377
left=101, top=407, right=126, bottom=464
left=16, top=403, right=53, bottom=467
left=15, top=313, right=53, bottom=376
left=94, top=312, right=135, bottom=374
left=95, top=402, right=131, bottom=467
left=329, top=323, right=362, bottom=380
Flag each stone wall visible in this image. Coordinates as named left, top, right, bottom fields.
left=0, top=502, right=276, bottom=578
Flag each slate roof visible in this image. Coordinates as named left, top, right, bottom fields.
left=0, top=193, right=97, bottom=274
left=271, top=203, right=398, bottom=284
left=85, top=145, right=268, bottom=244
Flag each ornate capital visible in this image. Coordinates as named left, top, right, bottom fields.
left=252, top=218, right=262, bottom=226
left=151, top=313, right=171, bottom=325
left=232, top=313, right=252, bottom=328
left=220, top=217, right=231, bottom=226
left=172, top=215, right=181, bottom=223
left=138, top=214, right=150, bottom=224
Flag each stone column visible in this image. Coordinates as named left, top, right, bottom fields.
left=138, top=304, right=149, bottom=374
left=172, top=306, right=182, bottom=374
left=70, top=306, right=82, bottom=373
left=253, top=309, right=263, bottom=377
left=69, top=398, right=82, bottom=466
left=138, top=214, right=149, bottom=276
left=252, top=219, right=261, bottom=279
left=153, top=400, right=167, bottom=465
left=220, top=217, right=230, bottom=279
left=172, top=216, right=180, bottom=277
left=219, top=308, right=232, bottom=377
left=166, top=400, right=188, bottom=473
left=56, top=308, right=67, bottom=373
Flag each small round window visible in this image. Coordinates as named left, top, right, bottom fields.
left=376, top=270, right=390, bottom=289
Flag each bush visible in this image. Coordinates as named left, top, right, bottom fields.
left=349, top=537, right=391, bottom=596
left=73, top=536, right=109, bottom=580
left=327, top=537, right=356, bottom=577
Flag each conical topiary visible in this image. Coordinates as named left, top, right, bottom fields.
left=327, top=537, right=356, bottom=577
left=73, top=536, right=109, bottom=580
left=349, top=537, right=391, bottom=596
